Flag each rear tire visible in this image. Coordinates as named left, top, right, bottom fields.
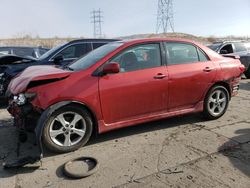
left=203, top=85, right=229, bottom=120
left=43, top=104, right=93, bottom=153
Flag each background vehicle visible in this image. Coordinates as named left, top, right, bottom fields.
left=7, top=38, right=245, bottom=153
left=0, top=46, right=49, bottom=58
left=0, top=39, right=118, bottom=97
left=208, top=41, right=250, bottom=78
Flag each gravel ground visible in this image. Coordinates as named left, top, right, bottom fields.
left=0, top=79, right=249, bottom=188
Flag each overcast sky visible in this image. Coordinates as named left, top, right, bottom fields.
left=0, top=0, right=249, bottom=38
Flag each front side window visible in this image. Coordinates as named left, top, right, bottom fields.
left=220, top=44, right=233, bottom=54
left=165, top=43, right=199, bottom=65
left=57, top=43, right=92, bottom=59
left=39, top=43, right=65, bottom=60
left=109, top=43, right=161, bottom=72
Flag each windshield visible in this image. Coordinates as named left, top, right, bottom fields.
left=38, top=43, right=65, bottom=60
left=207, top=43, right=222, bottom=52
left=69, top=42, right=123, bottom=71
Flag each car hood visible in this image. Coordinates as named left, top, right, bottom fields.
left=8, top=65, right=72, bottom=95
left=0, top=54, right=37, bottom=65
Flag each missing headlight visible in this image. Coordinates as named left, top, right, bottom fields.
left=14, top=93, right=36, bottom=106
left=14, top=93, right=26, bottom=106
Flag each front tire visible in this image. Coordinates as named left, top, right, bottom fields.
left=203, top=85, right=229, bottom=120
left=43, top=105, right=93, bottom=153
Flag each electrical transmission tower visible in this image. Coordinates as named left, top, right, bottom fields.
left=91, top=9, right=103, bottom=38
left=156, top=0, right=174, bottom=33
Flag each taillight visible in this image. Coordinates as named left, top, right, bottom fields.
left=239, top=64, right=245, bottom=73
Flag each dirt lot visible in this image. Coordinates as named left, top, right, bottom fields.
left=0, top=79, right=249, bottom=188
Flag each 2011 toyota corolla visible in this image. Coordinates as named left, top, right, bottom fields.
left=7, top=38, right=245, bottom=153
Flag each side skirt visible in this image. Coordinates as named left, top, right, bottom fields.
left=98, top=101, right=203, bottom=133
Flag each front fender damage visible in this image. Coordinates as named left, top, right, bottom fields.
left=35, top=101, right=72, bottom=158
left=4, top=101, right=72, bottom=169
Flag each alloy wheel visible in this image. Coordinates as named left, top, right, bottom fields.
left=49, top=112, right=86, bottom=147
left=207, top=89, right=227, bottom=116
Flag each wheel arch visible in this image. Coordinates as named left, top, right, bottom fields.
left=66, top=101, right=99, bottom=136
left=206, top=81, right=231, bottom=99
left=35, top=100, right=98, bottom=157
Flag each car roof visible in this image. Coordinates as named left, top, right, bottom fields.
left=117, top=37, right=201, bottom=45
left=68, top=38, right=120, bottom=44
left=0, top=46, right=49, bottom=49
left=212, top=40, right=249, bottom=44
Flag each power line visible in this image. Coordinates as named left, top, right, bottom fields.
left=156, top=0, right=174, bottom=33
left=91, top=9, right=103, bottom=38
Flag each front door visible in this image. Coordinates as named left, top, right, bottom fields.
left=98, top=43, right=168, bottom=124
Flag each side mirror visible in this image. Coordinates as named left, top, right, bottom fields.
left=220, top=50, right=228, bottom=54
left=102, top=63, right=120, bottom=75
left=53, top=55, right=63, bottom=63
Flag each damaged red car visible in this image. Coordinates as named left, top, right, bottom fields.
left=7, top=38, right=245, bottom=153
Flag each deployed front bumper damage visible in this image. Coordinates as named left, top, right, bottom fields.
left=5, top=100, right=73, bottom=168
left=7, top=100, right=39, bottom=130
left=8, top=102, right=33, bottom=129
left=0, top=73, right=6, bottom=96
left=4, top=100, right=43, bottom=168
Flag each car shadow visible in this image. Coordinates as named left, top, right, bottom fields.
left=0, top=100, right=7, bottom=109
left=240, top=82, right=250, bottom=91
left=87, top=114, right=202, bottom=146
left=219, top=128, right=250, bottom=177
left=0, top=113, right=204, bottom=178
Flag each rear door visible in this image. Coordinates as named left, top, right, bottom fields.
left=98, top=43, right=169, bottom=124
left=164, top=42, right=217, bottom=111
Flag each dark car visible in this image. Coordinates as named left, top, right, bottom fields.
left=7, top=38, right=245, bottom=153
left=208, top=41, right=250, bottom=78
left=0, top=39, right=118, bottom=97
left=0, top=46, right=49, bottom=59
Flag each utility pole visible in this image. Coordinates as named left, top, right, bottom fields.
left=91, top=9, right=103, bottom=38
left=156, top=0, right=174, bottom=33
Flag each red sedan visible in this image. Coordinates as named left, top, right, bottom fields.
left=7, top=38, right=245, bottom=153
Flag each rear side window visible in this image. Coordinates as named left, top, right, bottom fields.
left=164, top=43, right=199, bottom=65
left=245, top=43, right=250, bottom=51
left=92, top=43, right=106, bottom=49
left=57, top=43, right=92, bottom=59
left=234, top=43, right=247, bottom=52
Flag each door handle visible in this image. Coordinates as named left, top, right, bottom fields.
left=154, top=73, right=166, bottom=79
left=203, top=67, right=213, bottom=72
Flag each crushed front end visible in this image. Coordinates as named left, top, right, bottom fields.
left=7, top=93, right=41, bottom=131
left=0, top=72, right=9, bottom=97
